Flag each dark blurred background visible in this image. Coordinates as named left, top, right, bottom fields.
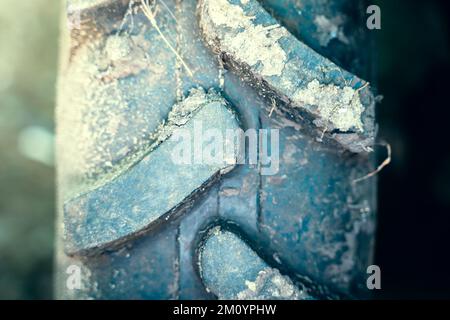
left=0, top=0, right=449, bottom=299
left=374, top=0, right=450, bottom=299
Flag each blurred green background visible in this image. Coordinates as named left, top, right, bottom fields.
left=0, top=0, right=59, bottom=299
left=0, top=0, right=449, bottom=299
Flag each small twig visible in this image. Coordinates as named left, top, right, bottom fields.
left=268, top=99, right=276, bottom=117
left=140, top=0, right=194, bottom=78
left=117, top=0, right=136, bottom=34
left=268, top=106, right=276, bottom=117
left=356, top=81, right=369, bottom=92
left=319, top=126, right=327, bottom=141
left=158, top=0, right=178, bottom=24
left=353, top=142, right=391, bottom=183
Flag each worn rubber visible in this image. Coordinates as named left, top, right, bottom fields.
left=56, top=0, right=376, bottom=300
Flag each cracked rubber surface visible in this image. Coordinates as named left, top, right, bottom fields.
left=56, top=0, right=377, bottom=300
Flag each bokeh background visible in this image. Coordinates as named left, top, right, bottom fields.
left=0, top=0, right=449, bottom=299
left=0, top=0, right=59, bottom=299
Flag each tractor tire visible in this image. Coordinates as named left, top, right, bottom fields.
left=56, top=0, right=377, bottom=300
